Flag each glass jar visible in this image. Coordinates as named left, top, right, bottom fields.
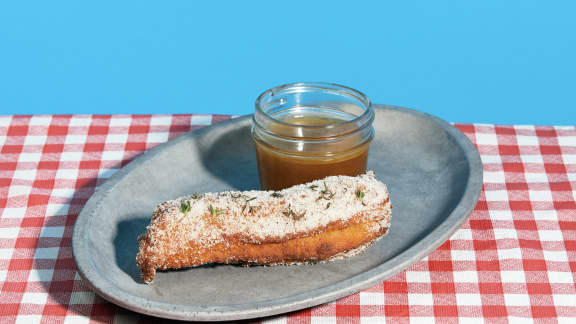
left=252, top=82, right=375, bottom=190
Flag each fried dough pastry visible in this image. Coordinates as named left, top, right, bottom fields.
left=136, top=171, right=392, bottom=283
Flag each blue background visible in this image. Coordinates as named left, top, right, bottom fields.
left=1, top=1, right=574, bottom=125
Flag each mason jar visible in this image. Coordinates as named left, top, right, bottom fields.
left=252, top=82, right=375, bottom=190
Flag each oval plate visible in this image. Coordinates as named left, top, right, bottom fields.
left=72, top=105, right=482, bottom=321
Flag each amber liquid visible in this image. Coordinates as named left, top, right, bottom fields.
left=255, top=116, right=370, bottom=190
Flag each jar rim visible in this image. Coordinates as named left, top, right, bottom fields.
left=254, top=82, right=372, bottom=129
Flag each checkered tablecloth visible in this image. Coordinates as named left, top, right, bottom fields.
left=0, top=114, right=574, bottom=323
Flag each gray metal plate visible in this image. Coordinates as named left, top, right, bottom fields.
left=72, top=105, right=482, bottom=321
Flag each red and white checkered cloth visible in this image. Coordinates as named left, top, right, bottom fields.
left=0, top=115, right=574, bottom=323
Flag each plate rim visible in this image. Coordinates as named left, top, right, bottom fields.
left=72, top=105, right=483, bottom=321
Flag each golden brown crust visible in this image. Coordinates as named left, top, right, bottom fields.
left=137, top=219, right=388, bottom=283
left=136, top=172, right=392, bottom=283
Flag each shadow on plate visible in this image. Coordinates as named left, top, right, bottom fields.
left=113, top=216, right=151, bottom=284
left=196, top=123, right=261, bottom=191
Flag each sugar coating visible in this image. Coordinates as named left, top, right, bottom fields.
left=141, top=171, right=390, bottom=254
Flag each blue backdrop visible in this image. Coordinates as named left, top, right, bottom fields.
left=1, top=1, right=574, bottom=125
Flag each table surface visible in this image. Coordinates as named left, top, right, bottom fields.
left=0, top=114, right=575, bottom=323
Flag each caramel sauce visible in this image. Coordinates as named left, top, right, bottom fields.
left=254, top=116, right=370, bottom=190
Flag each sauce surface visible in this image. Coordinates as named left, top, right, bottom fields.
left=255, top=116, right=370, bottom=190
left=280, top=115, right=346, bottom=125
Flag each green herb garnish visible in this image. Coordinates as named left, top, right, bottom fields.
left=209, top=204, right=224, bottom=216
left=282, top=204, right=305, bottom=220
left=243, top=197, right=257, bottom=213
left=271, top=192, right=283, bottom=198
left=316, top=181, right=335, bottom=201
left=180, top=200, right=191, bottom=213
left=191, top=193, right=202, bottom=199
left=356, top=189, right=365, bottom=200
